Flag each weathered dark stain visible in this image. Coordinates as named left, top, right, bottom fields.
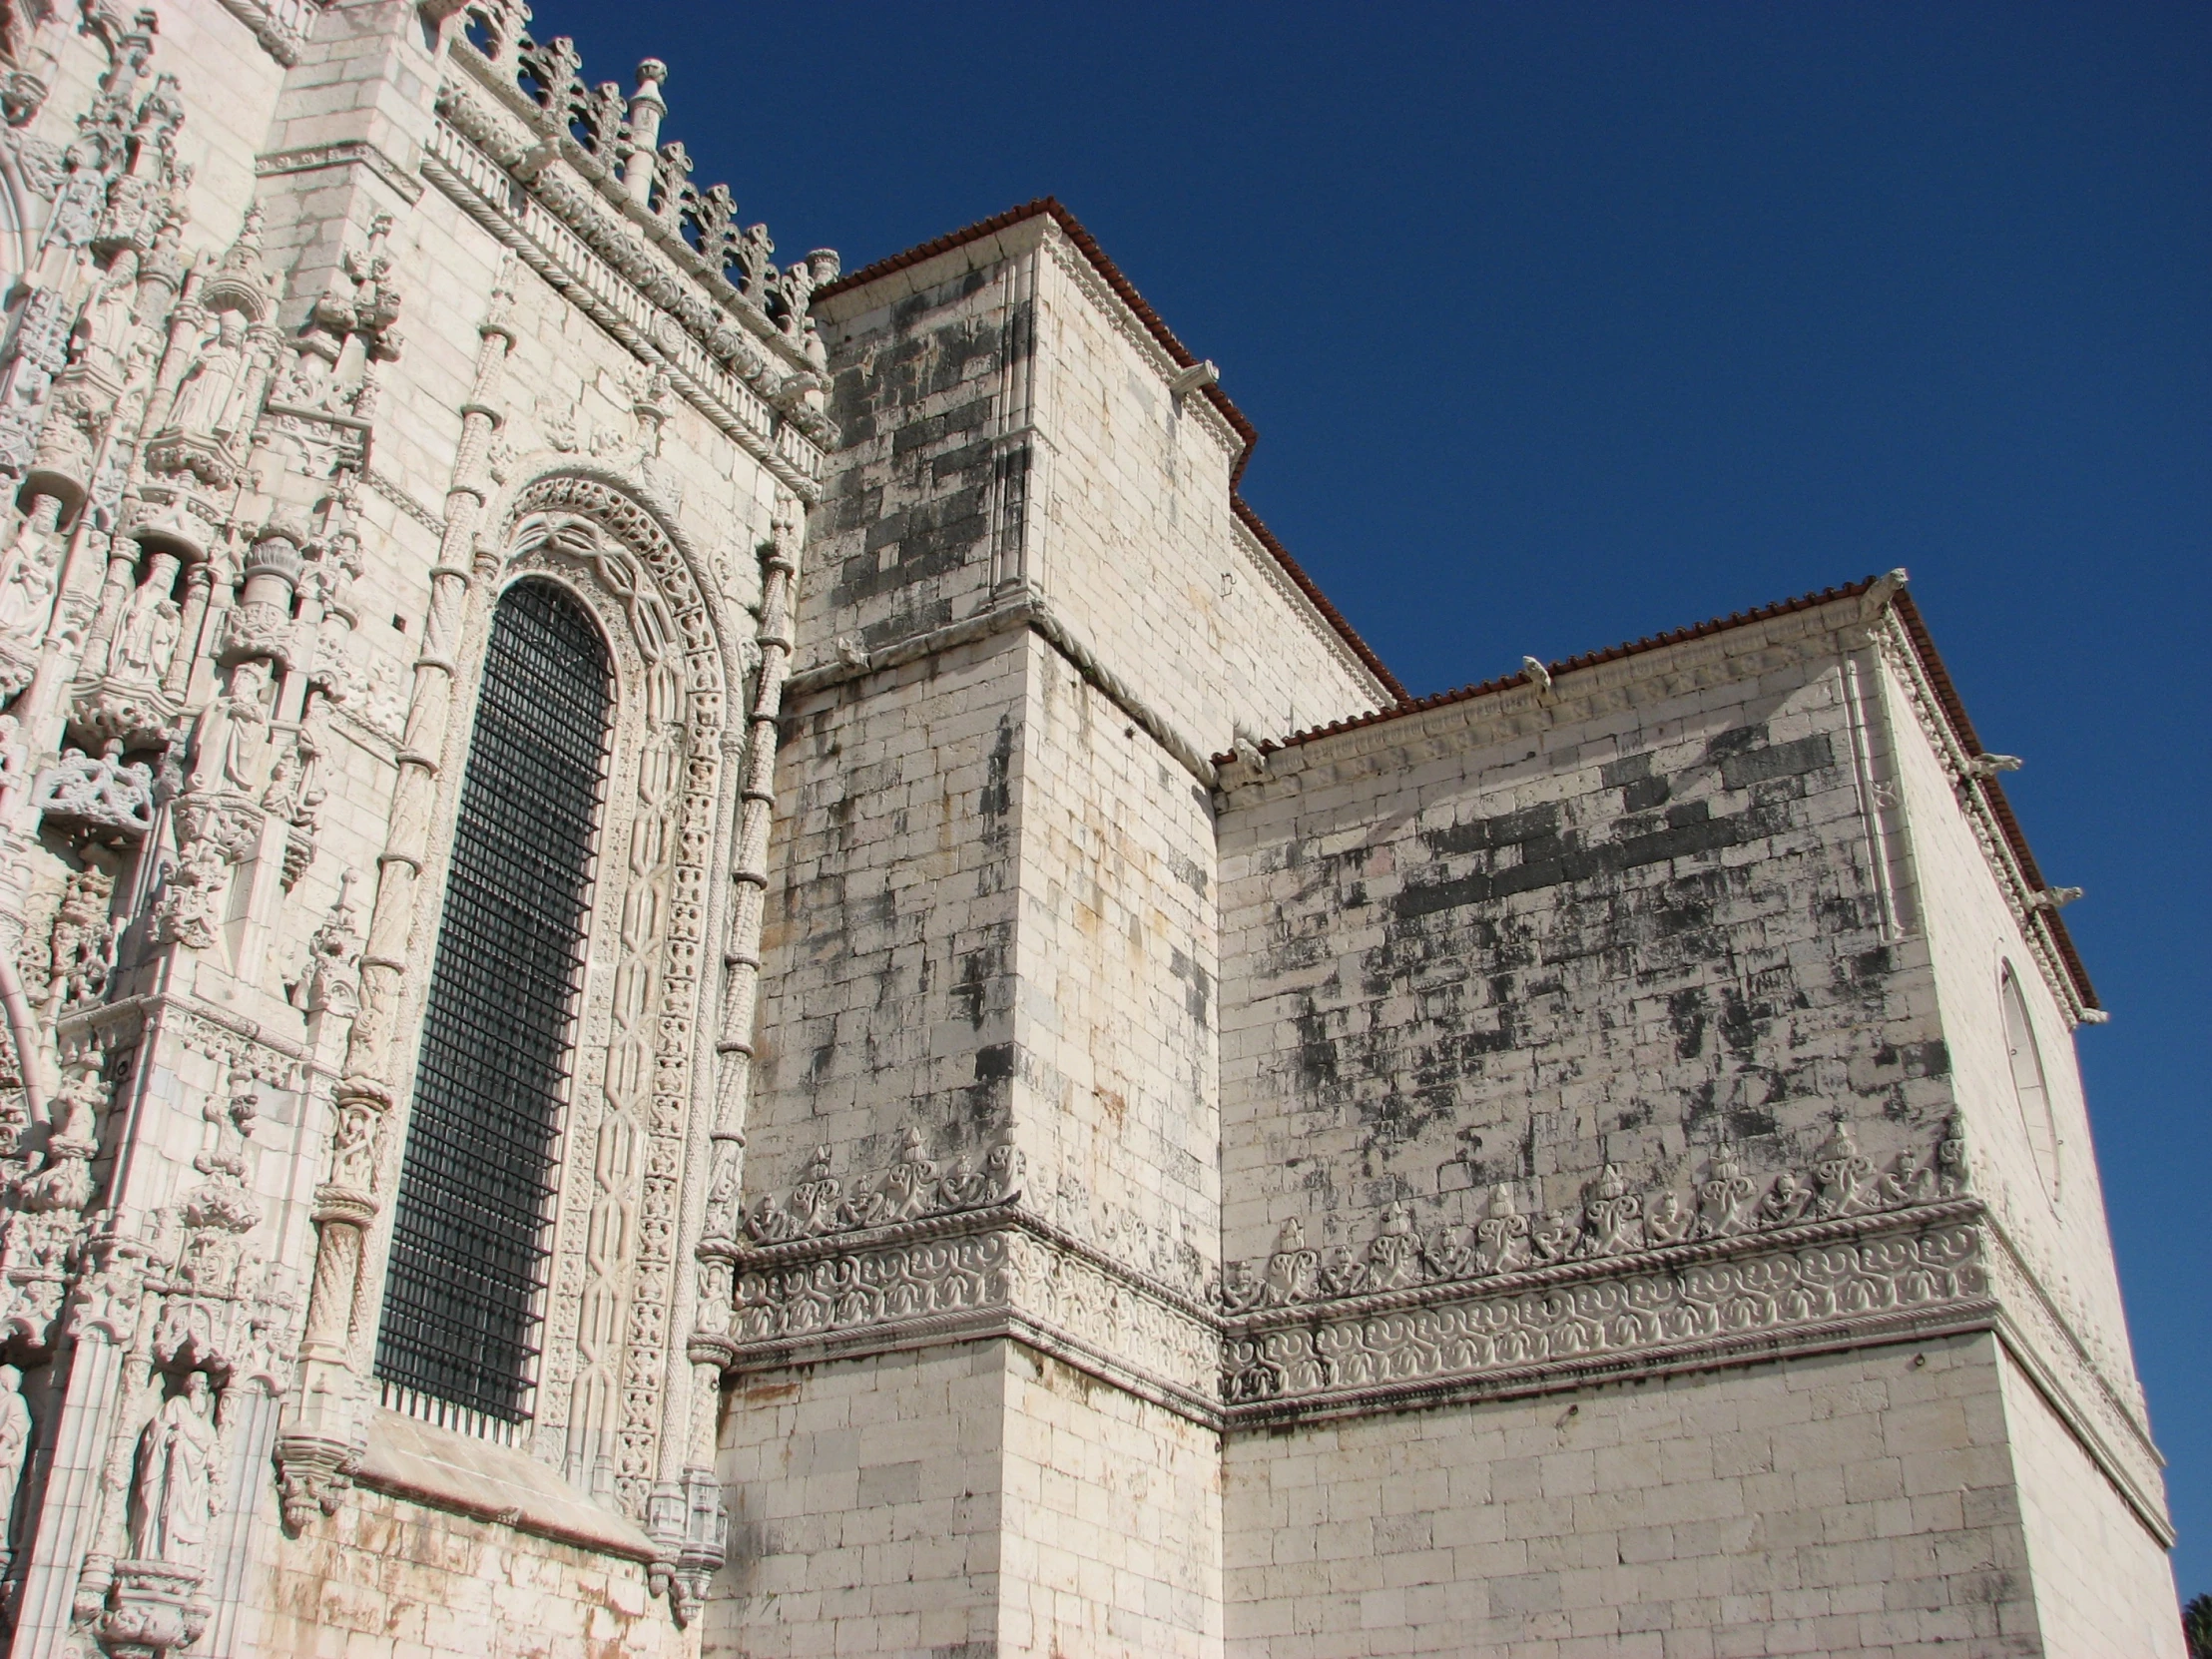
left=1266, top=723, right=1911, bottom=1178
left=1168, top=948, right=1212, bottom=1030
left=1668, top=988, right=1707, bottom=1059
left=1718, top=733, right=1834, bottom=792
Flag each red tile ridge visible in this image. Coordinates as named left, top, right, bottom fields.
left=1227, top=578, right=1878, bottom=761
left=815, top=198, right=1409, bottom=704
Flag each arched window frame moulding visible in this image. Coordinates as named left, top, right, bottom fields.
left=354, top=465, right=747, bottom=1519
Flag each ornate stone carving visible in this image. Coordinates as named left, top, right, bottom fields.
left=1222, top=1212, right=1988, bottom=1413
left=0, top=1058, right=109, bottom=1352
left=706, top=1214, right=1220, bottom=1416
left=291, top=870, right=361, bottom=1019
left=1217, top=1118, right=1967, bottom=1315
left=34, top=741, right=153, bottom=840
left=743, top=1124, right=1025, bottom=1245
left=44, top=863, right=118, bottom=1014
left=450, top=6, right=833, bottom=342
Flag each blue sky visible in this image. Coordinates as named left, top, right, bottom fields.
left=525, top=0, right=2208, bottom=1601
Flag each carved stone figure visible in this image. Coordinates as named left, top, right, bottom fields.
left=77, top=249, right=140, bottom=380
left=166, top=311, right=248, bottom=438
left=0, top=1366, right=27, bottom=1556
left=127, top=1373, right=220, bottom=1567
left=42, top=136, right=105, bottom=253
left=324, top=1099, right=375, bottom=1193
left=111, top=575, right=180, bottom=685
left=186, top=659, right=271, bottom=798
left=0, top=505, right=56, bottom=637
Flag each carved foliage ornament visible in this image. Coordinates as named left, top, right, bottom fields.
left=739, top=1124, right=1026, bottom=1246
left=1218, top=1117, right=1966, bottom=1315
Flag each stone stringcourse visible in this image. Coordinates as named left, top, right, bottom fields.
left=705, top=1118, right=1991, bottom=1427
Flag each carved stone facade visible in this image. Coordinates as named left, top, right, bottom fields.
left=0, top=4, right=2172, bottom=1659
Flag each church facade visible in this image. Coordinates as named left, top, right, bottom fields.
left=0, top=1, right=2176, bottom=1655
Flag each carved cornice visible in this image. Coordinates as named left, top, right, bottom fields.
left=1035, top=223, right=1242, bottom=472
left=217, top=0, right=314, bottom=68
left=420, top=119, right=827, bottom=503
left=1227, top=1205, right=1987, bottom=1423
left=701, top=1193, right=2011, bottom=1441
left=255, top=140, right=422, bottom=206
left=1872, top=612, right=2089, bottom=1024
left=699, top=1206, right=1221, bottom=1423
left=1224, top=510, right=1382, bottom=703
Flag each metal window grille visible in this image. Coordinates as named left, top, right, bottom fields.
left=373, top=579, right=612, bottom=1424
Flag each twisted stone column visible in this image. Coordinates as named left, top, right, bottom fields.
left=652, top=503, right=801, bottom=1620
left=275, top=269, right=517, bottom=1528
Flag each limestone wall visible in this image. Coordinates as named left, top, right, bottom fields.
left=710, top=1340, right=1224, bottom=1659
left=710, top=1345, right=1009, bottom=1659
left=1215, top=600, right=1951, bottom=1273
left=1998, top=1347, right=2185, bottom=1659
left=809, top=250, right=1015, bottom=654
left=1022, top=232, right=1384, bottom=753
left=258, top=1484, right=681, bottom=1659
left=750, top=629, right=1028, bottom=1198
left=1225, top=1333, right=2043, bottom=1658
left=1011, top=635, right=1222, bottom=1297
left=1875, top=644, right=2146, bottom=1423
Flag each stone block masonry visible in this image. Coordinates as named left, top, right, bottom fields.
left=0, top=6, right=2172, bottom=1658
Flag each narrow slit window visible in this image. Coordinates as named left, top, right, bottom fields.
left=2000, top=963, right=2059, bottom=1201
left=374, top=579, right=612, bottom=1424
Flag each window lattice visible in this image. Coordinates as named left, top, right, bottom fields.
left=374, top=579, right=612, bottom=1423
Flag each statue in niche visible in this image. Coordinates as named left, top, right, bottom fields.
left=0, top=531, right=54, bottom=638
left=190, top=659, right=271, bottom=796
left=110, top=579, right=179, bottom=685
left=41, top=136, right=106, bottom=255
left=0, top=1365, right=28, bottom=1561
left=126, top=1371, right=221, bottom=1567
left=167, top=310, right=249, bottom=438
left=219, top=661, right=271, bottom=791
left=0, top=491, right=63, bottom=640
left=77, top=249, right=140, bottom=380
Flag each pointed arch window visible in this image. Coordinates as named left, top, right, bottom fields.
left=374, top=578, right=613, bottom=1426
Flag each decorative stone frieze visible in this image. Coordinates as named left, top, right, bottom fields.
left=1217, top=1119, right=1965, bottom=1315
left=740, top=1123, right=1025, bottom=1244
left=702, top=1120, right=1987, bottom=1428
left=1224, top=1206, right=1988, bottom=1418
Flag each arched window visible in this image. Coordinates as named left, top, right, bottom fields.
left=375, top=579, right=613, bottom=1427
left=2000, top=963, right=2059, bottom=1201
